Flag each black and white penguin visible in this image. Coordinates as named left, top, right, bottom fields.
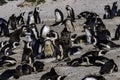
left=94, top=40, right=120, bottom=50
left=67, top=55, right=110, bottom=67
left=0, top=56, right=16, bottom=67
left=8, top=14, right=17, bottom=30
left=0, top=41, right=8, bottom=48
left=51, top=8, right=64, bottom=26
left=82, top=75, right=106, bottom=80
left=27, top=11, right=35, bottom=25
left=40, top=24, right=50, bottom=38
left=0, top=42, right=19, bottom=57
left=111, top=2, right=118, bottom=18
left=66, top=5, right=75, bottom=22
left=14, top=64, right=34, bottom=79
left=29, top=23, right=39, bottom=39
left=99, top=59, right=118, bottom=75
left=33, top=61, right=44, bottom=72
left=113, top=24, right=120, bottom=40
left=16, top=12, right=25, bottom=26
left=81, top=50, right=108, bottom=58
left=40, top=67, right=66, bottom=80
left=0, top=18, right=10, bottom=37
left=0, top=69, right=16, bottom=80
left=67, top=46, right=83, bottom=55
left=103, top=5, right=112, bottom=19
left=33, top=7, right=41, bottom=24
left=21, top=40, right=34, bottom=64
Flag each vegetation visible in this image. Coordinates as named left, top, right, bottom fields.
left=25, top=0, right=46, bottom=5
left=0, top=0, right=7, bottom=6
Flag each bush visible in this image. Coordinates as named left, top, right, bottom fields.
left=0, top=0, right=7, bottom=6
left=25, top=0, right=45, bottom=4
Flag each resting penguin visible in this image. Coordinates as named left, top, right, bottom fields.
left=14, top=64, right=34, bottom=79
left=51, top=8, right=64, bottom=26
left=0, top=42, right=19, bottom=57
left=67, top=55, right=110, bottom=67
left=66, top=5, right=75, bottom=22
left=8, top=14, right=17, bottom=30
left=0, top=56, right=16, bottom=67
left=27, top=11, right=35, bottom=25
left=21, top=40, right=34, bottom=64
left=82, top=75, right=106, bottom=80
left=0, top=41, right=8, bottom=48
left=40, top=24, right=50, bottom=38
left=33, top=61, right=44, bottom=72
left=40, top=67, right=66, bottom=80
left=99, top=59, right=118, bottom=75
left=0, top=69, right=16, bottom=80
left=33, top=7, right=41, bottom=24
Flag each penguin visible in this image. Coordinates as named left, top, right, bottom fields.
left=81, top=50, right=108, bottom=58
left=64, top=18, right=75, bottom=32
left=82, top=75, right=106, bottom=80
left=21, top=40, right=34, bottom=64
left=111, top=2, right=118, bottom=18
left=0, top=41, right=8, bottom=48
left=99, top=59, right=118, bottom=75
left=66, top=5, right=75, bottom=22
left=33, top=61, right=44, bottom=72
left=103, top=5, right=112, bottom=19
left=67, top=55, right=110, bottom=67
left=0, top=18, right=10, bottom=37
left=77, top=11, right=98, bottom=19
left=41, top=39, right=55, bottom=58
left=14, top=64, right=34, bottom=79
left=51, top=8, right=64, bottom=26
left=0, top=42, right=19, bottom=57
left=40, top=24, right=50, bottom=38
left=8, top=14, right=17, bottom=30
left=0, top=56, right=16, bottom=67
left=113, top=24, right=120, bottom=40
left=27, top=11, right=35, bottom=25
left=40, top=67, right=66, bottom=80
left=29, top=23, right=39, bottom=39
left=9, top=29, right=22, bottom=44
left=67, top=46, right=83, bottom=55
left=16, top=12, right=25, bottom=26
left=33, top=7, right=41, bottom=24
left=0, top=69, right=16, bottom=80
left=94, top=40, right=120, bottom=50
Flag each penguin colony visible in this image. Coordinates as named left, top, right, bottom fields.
left=0, top=1, right=120, bottom=80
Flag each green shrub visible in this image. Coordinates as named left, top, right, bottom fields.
left=0, top=0, right=7, bottom=6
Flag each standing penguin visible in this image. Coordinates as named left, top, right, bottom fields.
left=51, top=8, right=64, bottom=26
left=27, top=11, right=35, bottom=25
left=66, top=5, right=75, bottom=22
left=33, top=7, right=41, bottom=24
left=111, top=2, right=118, bottom=18
left=8, top=14, right=17, bottom=30
left=40, top=25, right=50, bottom=38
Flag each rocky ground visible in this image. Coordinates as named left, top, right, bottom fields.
left=0, top=0, right=120, bottom=80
